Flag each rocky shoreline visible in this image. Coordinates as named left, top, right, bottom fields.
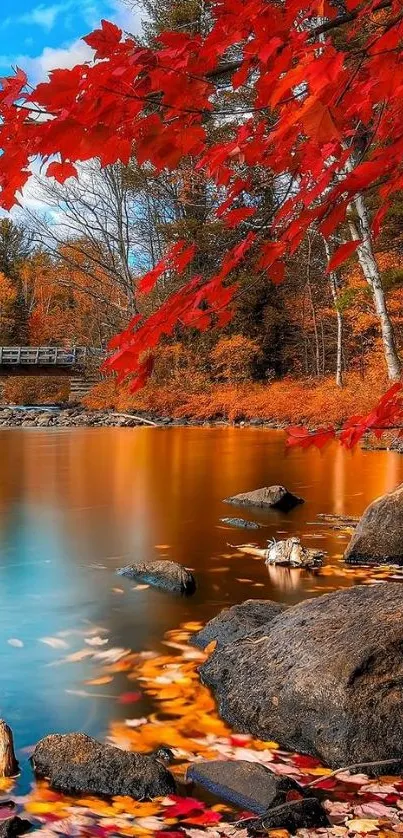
left=1, top=408, right=402, bottom=455
left=0, top=406, right=284, bottom=429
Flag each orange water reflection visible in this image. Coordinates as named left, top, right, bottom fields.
left=0, top=426, right=401, bottom=783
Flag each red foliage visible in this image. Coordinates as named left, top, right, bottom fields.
left=1, top=0, right=403, bottom=441
left=287, top=383, right=403, bottom=449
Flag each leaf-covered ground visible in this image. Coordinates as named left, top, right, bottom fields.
left=4, top=617, right=403, bottom=838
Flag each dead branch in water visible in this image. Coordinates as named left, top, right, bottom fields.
left=0, top=720, right=19, bottom=777
left=111, top=413, right=158, bottom=426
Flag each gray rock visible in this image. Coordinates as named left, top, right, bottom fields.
left=31, top=733, right=176, bottom=798
left=186, top=760, right=305, bottom=815
left=246, top=799, right=331, bottom=833
left=220, top=518, right=262, bottom=529
left=345, top=484, right=403, bottom=565
left=192, top=599, right=286, bottom=650
left=200, top=583, right=403, bottom=769
left=117, top=559, right=196, bottom=596
left=0, top=819, right=31, bottom=838
left=223, top=486, right=304, bottom=512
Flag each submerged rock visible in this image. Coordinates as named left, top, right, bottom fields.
left=345, top=484, right=403, bottom=565
left=31, top=733, right=176, bottom=799
left=117, top=560, right=196, bottom=596
left=186, top=760, right=306, bottom=815
left=200, top=583, right=403, bottom=769
left=192, top=599, right=286, bottom=650
left=0, top=819, right=31, bottom=838
left=246, top=798, right=331, bottom=833
left=219, top=517, right=262, bottom=529
left=223, top=485, right=304, bottom=511
left=265, top=536, right=324, bottom=568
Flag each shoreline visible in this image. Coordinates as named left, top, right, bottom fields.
left=0, top=405, right=287, bottom=429
left=0, top=406, right=402, bottom=451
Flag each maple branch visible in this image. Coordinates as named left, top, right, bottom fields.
left=314, top=0, right=392, bottom=35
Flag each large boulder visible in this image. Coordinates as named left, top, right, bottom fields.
left=192, top=599, right=286, bottom=650
left=31, top=733, right=176, bottom=798
left=200, top=583, right=403, bottom=769
left=223, top=486, right=304, bottom=512
left=117, top=560, right=196, bottom=596
left=345, top=484, right=403, bottom=565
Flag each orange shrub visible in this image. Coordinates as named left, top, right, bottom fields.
left=84, top=367, right=389, bottom=427
left=2, top=376, right=69, bottom=405
left=210, top=335, right=262, bottom=382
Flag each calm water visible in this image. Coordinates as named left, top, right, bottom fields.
left=0, top=427, right=402, bottom=789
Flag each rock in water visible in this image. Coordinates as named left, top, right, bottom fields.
left=0, top=819, right=31, bottom=838
left=200, top=583, right=403, bottom=769
left=0, top=720, right=19, bottom=777
left=223, top=486, right=304, bottom=511
left=220, top=517, right=262, bottom=529
left=192, top=599, right=286, bottom=650
left=117, top=560, right=196, bottom=596
left=186, top=760, right=306, bottom=815
left=345, top=484, right=403, bottom=565
left=31, top=733, right=176, bottom=798
left=265, top=536, right=324, bottom=568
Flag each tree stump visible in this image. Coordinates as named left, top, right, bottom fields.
left=0, top=721, right=19, bottom=777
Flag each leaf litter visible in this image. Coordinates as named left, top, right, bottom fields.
left=4, top=623, right=403, bottom=838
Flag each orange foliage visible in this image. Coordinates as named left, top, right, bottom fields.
left=85, top=368, right=388, bottom=426
left=2, top=377, right=69, bottom=405
left=210, top=335, right=261, bottom=382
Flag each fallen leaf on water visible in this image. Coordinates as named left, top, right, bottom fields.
left=94, top=647, right=130, bottom=662
left=65, top=689, right=114, bottom=699
left=164, top=798, right=205, bottom=818
left=39, top=637, right=69, bottom=649
left=85, top=636, right=109, bottom=647
left=184, top=811, right=222, bottom=825
left=118, top=692, right=142, bottom=704
left=62, top=649, right=94, bottom=663
left=347, top=818, right=379, bottom=833
left=354, top=803, right=399, bottom=819
left=125, top=717, right=148, bottom=727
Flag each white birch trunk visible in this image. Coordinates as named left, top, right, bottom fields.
left=323, top=238, right=343, bottom=387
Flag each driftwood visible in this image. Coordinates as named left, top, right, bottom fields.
left=111, top=413, right=158, bottom=427
left=0, top=721, right=19, bottom=777
left=231, top=536, right=324, bottom=568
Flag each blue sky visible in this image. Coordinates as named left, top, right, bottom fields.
left=0, top=0, right=141, bottom=81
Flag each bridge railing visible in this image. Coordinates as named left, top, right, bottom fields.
left=0, top=347, right=88, bottom=366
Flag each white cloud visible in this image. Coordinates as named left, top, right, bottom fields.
left=20, top=3, right=68, bottom=31
left=0, top=1, right=143, bottom=83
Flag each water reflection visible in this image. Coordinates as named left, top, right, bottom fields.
left=0, top=426, right=401, bottom=787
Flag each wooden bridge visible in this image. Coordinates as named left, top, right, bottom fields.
left=0, top=347, right=90, bottom=376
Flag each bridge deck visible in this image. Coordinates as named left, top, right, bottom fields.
left=0, top=347, right=88, bottom=376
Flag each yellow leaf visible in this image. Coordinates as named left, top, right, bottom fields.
left=347, top=819, right=379, bottom=833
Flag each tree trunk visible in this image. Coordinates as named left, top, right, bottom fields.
left=347, top=193, right=401, bottom=382
left=306, top=235, right=321, bottom=377
left=323, top=238, right=343, bottom=387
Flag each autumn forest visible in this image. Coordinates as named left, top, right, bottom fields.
left=1, top=0, right=403, bottom=435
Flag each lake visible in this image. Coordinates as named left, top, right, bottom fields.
left=0, top=426, right=402, bottom=792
